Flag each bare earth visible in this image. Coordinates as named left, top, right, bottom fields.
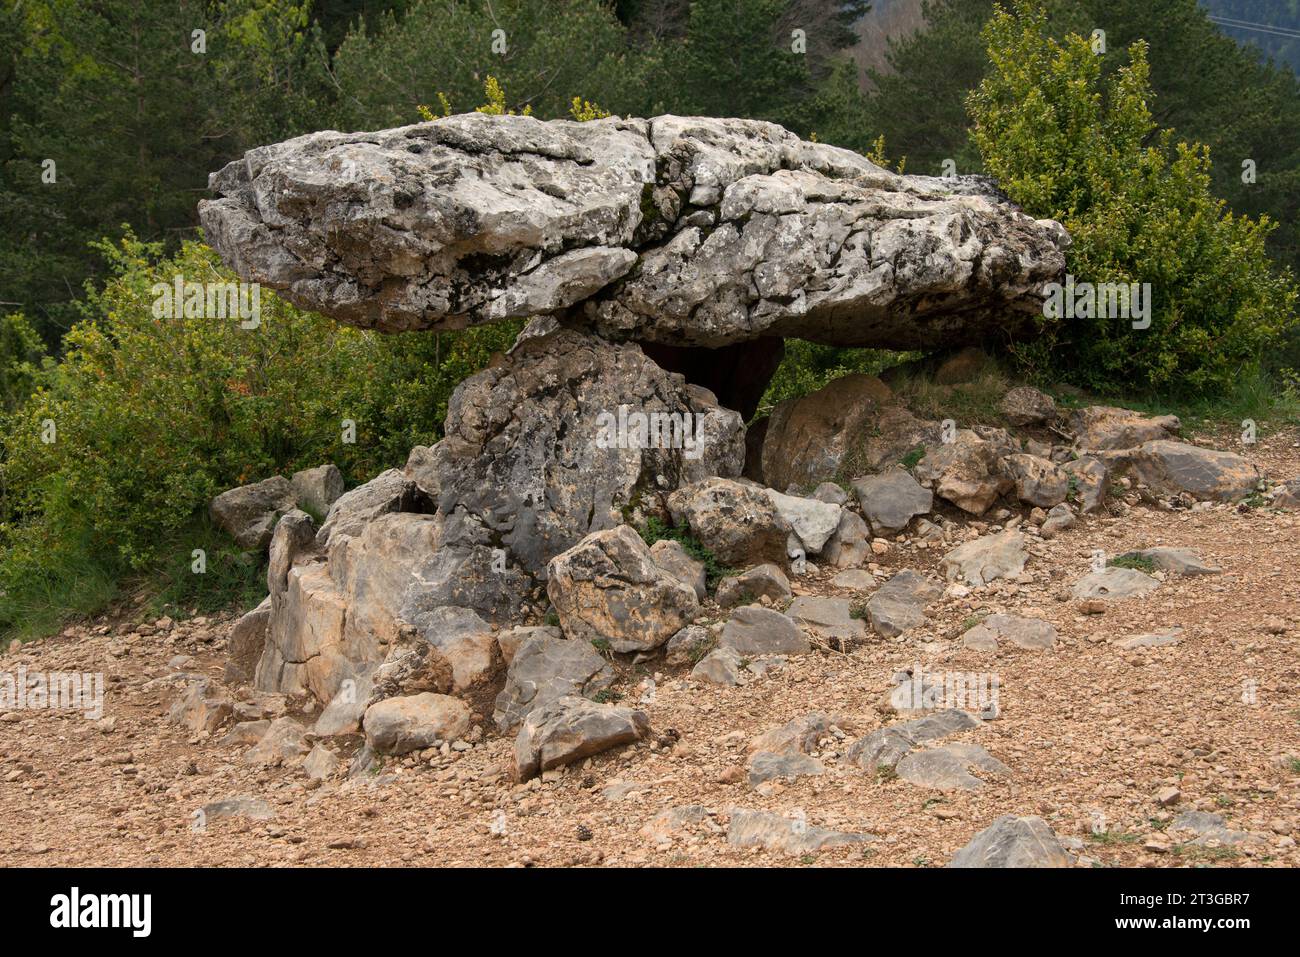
left=3, top=424, right=1298, bottom=868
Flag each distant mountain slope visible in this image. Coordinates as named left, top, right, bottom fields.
left=1200, top=1, right=1300, bottom=72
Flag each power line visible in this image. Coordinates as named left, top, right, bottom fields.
left=1206, top=15, right=1300, bottom=42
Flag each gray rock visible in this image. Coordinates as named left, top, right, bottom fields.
left=718, top=606, right=810, bottom=656
left=513, top=696, right=650, bottom=781
left=290, top=464, right=344, bottom=516
left=785, top=596, right=867, bottom=645
left=650, top=539, right=708, bottom=602
left=1170, top=811, right=1255, bottom=845
left=1000, top=386, right=1056, bottom=426
left=209, top=476, right=297, bottom=550
left=748, top=712, right=846, bottom=755
left=948, top=815, right=1071, bottom=867
left=547, top=525, right=700, bottom=653
left=822, top=509, right=872, bottom=569
left=312, top=673, right=372, bottom=737
left=403, top=444, right=440, bottom=499
left=1116, top=627, right=1182, bottom=649
left=914, top=431, right=1012, bottom=515
left=201, top=113, right=1066, bottom=348
left=866, top=570, right=942, bottom=638
left=219, top=719, right=270, bottom=747
left=303, top=744, right=340, bottom=781
left=362, top=693, right=470, bottom=755
left=225, top=597, right=272, bottom=685
left=493, top=632, right=615, bottom=732
left=747, top=751, right=825, bottom=787
left=496, top=625, right=562, bottom=666
left=716, top=563, right=792, bottom=609
left=853, top=469, right=933, bottom=535
left=664, top=625, right=714, bottom=667
left=667, top=478, right=790, bottom=566
left=243, top=716, right=308, bottom=766
left=1070, top=406, right=1179, bottom=451
left=941, top=531, right=1028, bottom=587
left=640, top=805, right=712, bottom=842
left=1125, top=440, right=1262, bottom=502
left=1116, top=547, right=1221, bottom=576
left=811, top=482, right=849, bottom=506
left=764, top=489, right=842, bottom=553
left=407, top=605, right=499, bottom=692
left=962, top=613, right=1057, bottom=651
left=1072, top=567, right=1160, bottom=601
left=895, top=742, right=1009, bottom=791
left=1004, top=453, right=1070, bottom=508
left=831, top=568, right=876, bottom=590
left=201, top=797, right=276, bottom=823
left=726, top=809, right=874, bottom=855
left=846, top=709, right=981, bottom=772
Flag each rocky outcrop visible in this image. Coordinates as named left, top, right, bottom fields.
left=200, top=113, right=1067, bottom=348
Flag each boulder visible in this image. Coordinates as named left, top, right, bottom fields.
left=666, top=478, right=789, bottom=566
left=513, top=696, right=650, bottom=781
left=1115, top=547, right=1221, bottom=576
left=547, top=525, right=700, bottom=653
left=266, top=508, right=316, bottom=598
left=1038, top=502, right=1076, bottom=538
left=362, top=693, right=470, bottom=755
left=649, top=539, right=708, bottom=602
left=1004, top=453, right=1069, bottom=508
left=764, top=489, right=842, bottom=553
left=1124, top=440, right=1262, bottom=502
left=853, top=469, right=933, bottom=535
left=664, top=625, right=714, bottom=667
left=726, top=808, right=874, bottom=855
left=1062, top=455, right=1108, bottom=512
left=948, top=815, right=1070, bottom=867
left=999, top=386, right=1056, bottom=426
left=243, top=716, right=308, bottom=766
left=715, top=563, right=792, bottom=609
left=718, top=606, right=810, bottom=656
left=168, top=679, right=233, bottom=735
left=225, top=597, right=271, bottom=685
left=940, top=531, right=1029, bottom=587
left=690, top=646, right=749, bottom=686
left=748, top=712, right=847, bottom=756
left=314, top=469, right=433, bottom=549
left=209, top=476, right=297, bottom=550
left=303, top=744, right=340, bottom=781
left=1070, top=406, right=1179, bottom=451
left=493, top=632, right=616, bottom=732
left=747, top=751, right=825, bottom=787
left=894, top=742, right=1008, bottom=791
left=821, top=509, right=871, bottom=568
left=846, top=709, right=981, bottom=772
left=201, top=113, right=1066, bottom=348
left=866, top=570, right=942, bottom=638
left=914, top=431, right=1012, bottom=515
left=496, top=625, right=562, bottom=666
left=290, top=464, right=344, bottom=516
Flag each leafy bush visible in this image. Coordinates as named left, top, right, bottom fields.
left=0, top=234, right=518, bottom=637
left=0, top=312, right=47, bottom=413
left=637, top=515, right=732, bottom=590
left=967, top=0, right=1298, bottom=394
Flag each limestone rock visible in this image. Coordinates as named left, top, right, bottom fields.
left=726, top=809, right=873, bottom=856
left=1000, top=386, right=1056, bottom=426
left=853, top=469, right=933, bottom=535
left=649, top=539, right=708, bottom=602
left=718, top=606, right=810, bottom=656
left=493, top=632, right=615, bottom=732
left=949, top=815, right=1070, bottom=867
left=962, top=614, right=1057, bottom=651
left=667, top=478, right=789, bottom=566
left=1070, top=406, right=1180, bottom=451
left=914, top=431, right=1012, bottom=515
left=290, top=464, right=344, bottom=516
left=940, top=531, right=1028, bottom=587
left=764, top=489, right=842, bottom=553
left=1072, top=567, right=1159, bottom=601
left=785, top=596, right=866, bottom=645
left=866, top=569, right=942, bottom=638
left=664, top=624, right=714, bottom=667
left=513, top=696, right=650, bottom=781
left=363, top=693, right=471, bottom=755
left=209, top=476, right=297, bottom=550
left=1124, top=440, right=1262, bottom=502
left=1116, top=547, right=1221, bottom=576
left=1004, top=453, right=1069, bottom=508
left=715, top=563, right=792, bottom=609
left=547, top=525, right=700, bottom=653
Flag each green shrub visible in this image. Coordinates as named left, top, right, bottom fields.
left=0, top=312, right=47, bottom=413
left=0, top=233, right=518, bottom=637
left=967, top=0, right=1298, bottom=395
left=637, top=515, right=733, bottom=589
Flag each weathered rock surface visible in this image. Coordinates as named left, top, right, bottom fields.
left=718, top=606, right=810, bottom=656
left=726, top=809, right=874, bottom=855
left=649, top=539, right=708, bottom=602
left=225, top=597, right=272, bottom=685
left=1072, top=567, right=1160, bottom=601
left=1070, top=406, right=1180, bottom=451
left=846, top=709, right=980, bottom=772
left=363, top=692, right=470, bottom=755
left=747, top=751, right=825, bottom=786
left=715, top=563, right=792, bottom=609
left=822, top=510, right=872, bottom=569
left=948, top=815, right=1071, bottom=867
left=962, top=613, right=1057, bottom=651
left=764, top=489, right=841, bottom=553
left=941, top=531, right=1029, bottom=587
left=1116, top=547, right=1221, bottom=576
left=785, top=596, right=866, bottom=645
left=201, top=113, right=1066, bottom=348
left=866, top=569, right=942, bottom=637
left=667, top=478, right=789, bottom=566
left=493, top=632, right=615, bottom=732
left=1004, top=453, right=1069, bottom=508
left=894, top=742, right=1008, bottom=791
left=1061, top=455, right=1108, bottom=512
left=547, top=525, right=700, bottom=653
left=914, top=431, right=1012, bottom=515
left=853, top=469, right=933, bottom=535
left=290, top=464, right=344, bottom=516
left=663, top=624, right=713, bottom=667
left=1000, top=386, right=1056, bottom=426
left=210, top=476, right=298, bottom=550
left=1123, top=440, right=1262, bottom=502
left=513, top=696, right=650, bottom=781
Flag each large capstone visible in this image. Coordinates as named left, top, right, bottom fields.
left=201, top=113, right=1066, bottom=348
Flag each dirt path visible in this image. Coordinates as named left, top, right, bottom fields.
left=3, top=427, right=1298, bottom=868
